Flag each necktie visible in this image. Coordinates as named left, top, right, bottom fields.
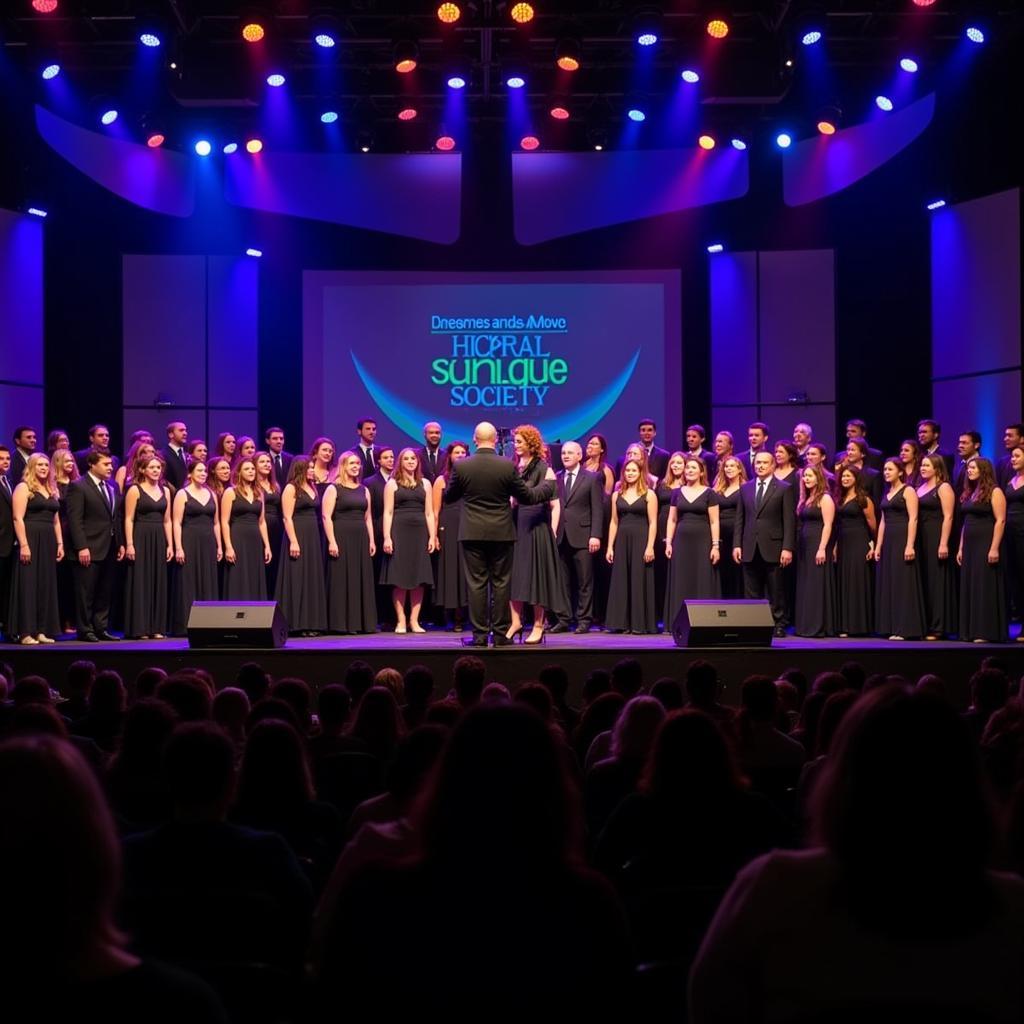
left=275, top=454, right=282, bottom=475
left=566, top=471, right=575, bottom=496
left=366, top=447, right=375, bottom=472
left=429, top=449, right=437, bottom=473
left=1, top=476, right=10, bottom=496
left=178, top=447, right=186, bottom=464
left=99, top=480, right=111, bottom=513
left=756, top=480, right=766, bottom=510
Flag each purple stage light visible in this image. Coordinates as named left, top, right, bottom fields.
left=926, top=199, right=946, bottom=211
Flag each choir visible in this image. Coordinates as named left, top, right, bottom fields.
left=0, top=415, right=1021, bottom=644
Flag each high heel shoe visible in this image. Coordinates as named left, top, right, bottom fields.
left=505, top=626, right=524, bottom=642
left=523, top=628, right=546, bottom=646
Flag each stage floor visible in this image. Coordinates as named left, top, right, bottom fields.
left=6, top=629, right=1024, bottom=709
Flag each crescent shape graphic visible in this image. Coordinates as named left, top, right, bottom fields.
left=350, top=348, right=642, bottom=444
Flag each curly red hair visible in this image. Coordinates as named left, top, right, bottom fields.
left=513, top=424, right=544, bottom=459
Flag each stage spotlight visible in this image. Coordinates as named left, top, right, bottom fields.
left=100, top=109, right=119, bottom=126
left=506, top=75, right=526, bottom=89
left=555, top=38, right=581, bottom=71
left=875, top=94, right=893, bottom=111
left=638, top=32, right=657, bottom=46
left=913, top=0, right=937, bottom=6
left=266, top=73, right=286, bottom=87
left=706, top=18, right=729, bottom=39
left=510, top=3, right=535, bottom=24
left=680, top=69, right=700, bottom=83
left=398, top=107, right=417, bottom=121
left=356, top=128, right=374, bottom=153
left=816, top=105, right=841, bottom=135
left=223, top=142, right=239, bottom=154
left=437, top=3, right=461, bottom=24
left=707, top=243, right=724, bottom=254
left=139, top=32, right=161, bottom=48
left=698, top=134, right=716, bottom=150
left=246, top=138, right=263, bottom=153
left=966, top=26, right=985, bottom=44
left=311, top=13, right=340, bottom=48
left=550, top=104, right=570, bottom=120
left=194, top=139, right=212, bottom=156
left=520, top=135, right=540, bottom=150
left=314, top=32, right=335, bottom=48
left=447, top=74, right=467, bottom=89
left=634, top=10, right=662, bottom=47
left=817, top=119, right=836, bottom=135
left=730, top=137, right=747, bottom=150
left=320, top=110, right=339, bottom=124
left=775, top=132, right=792, bottom=148
left=926, top=199, right=946, bottom=210
left=588, top=124, right=607, bottom=151
left=900, top=57, right=919, bottom=73
left=627, top=107, right=646, bottom=123
left=27, top=207, right=48, bottom=218
left=242, top=22, right=265, bottom=43
left=32, top=0, right=58, bottom=11
left=146, top=132, right=165, bottom=148
left=246, top=248, right=263, bottom=258
left=435, top=134, right=456, bottom=151
left=394, top=40, right=419, bottom=73
left=41, top=63, right=60, bottom=80
left=801, top=30, right=822, bottom=46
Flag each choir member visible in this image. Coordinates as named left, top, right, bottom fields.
left=46, top=429, right=70, bottom=457
left=845, top=419, right=883, bottom=470
left=366, top=445, right=396, bottom=628
left=1003, top=445, right=1024, bottom=631
left=214, top=432, right=237, bottom=461
left=623, top=443, right=659, bottom=490
left=916, top=419, right=954, bottom=478
left=235, top=435, right=257, bottom=463
left=187, top=439, right=209, bottom=465
left=585, top=433, right=615, bottom=627
left=255, top=451, right=282, bottom=596
left=264, top=427, right=292, bottom=490
left=381, top=447, right=436, bottom=634
left=277, top=457, right=328, bottom=636
left=207, top=457, right=232, bottom=502
left=685, top=425, right=718, bottom=482
left=9, top=427, right=37, bottom=485
left=842, top=438, right=883, bottom=509
left=323, top=451, right=377, bottom=635
left=615, top=419, right=669, bottom=480
left=160, top=421, right=189, bottom=493
left=605, top=457, right=658, bottom=634
left=957, top=457, right=1008, bottom=643
left=9, top=453, right=62, bottom=644
left=418, top=421, right=446, bottom=483
left=996, top=424, right=1024, bottom=490
left=73, top=424, right=117, bottom=476
left=654, top=452, right=686, bottom=621
left=355, top=418, right=381, bottom=480
left=804, top=444, right=835, bottom=489
left=222, top=456, right=271, bottom=601
left=916, top=454, right=958, bottom=640
left=0, top=447, right=13, bottom=640
left=122, top=456, right=173, bottom=640
left=774, top=442, right=800, bottom=485
left=584, top=434, right=616, bottom=495
left=954, top=431, right=983, bottom=494
left=114, top=440, right=155, bottom=493
left=792, top=422, right=813, bottom=463
left=171, top=459, right=221, bottom=636
left=432, top=441, right=470, bottom=632
left=713, top=430, right=735, bottom=469
left=309, top=436, right=337, bottom=492
left=899, top=439, right=924, bottom=488
left=794, top=465, right=836, bottom=638
left=874, top=457, right=926, bottom=641
left=713, top=455, right=746, bottom=599
left=834, top=464, right=876, bottom=638
left=51, top=448, right=79, bottom=634
left=739, top=422, right=770, bottom=480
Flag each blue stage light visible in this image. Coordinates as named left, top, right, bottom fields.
left=447, top=75, right=466, bottom=89
left=730, top=138, right=747, bottom=151
left=506, top=75, right=525, bottom=89
left=194, top=139, right=212, bottom=156
left=100, top=109, right=118, bottom=125
left=637, top=32, right=658, bottom=46
left=775, top=132, right=792, bottom=149
left=966, top=26, right=985, bottom=44
left=900, top=57, right=919, bottom=73
left=875, top=95, right=894, bottom=112
left=139, top=32, right=161, bottom=47
left=223, top=142, right=239, bottom=153
left=41, top=63, right=60, bottom=80
left=707, top=243, right=724, bottom=254
left=314, top=33, right=336, bottom=48
left=801, top=30, right=822, bottom=46
left=246, top=248, right=263, bottom=258
left=27, top=208, right=48, bottom=218
left=680, top=69, right=700, bottom=83
left=627, top=108, right=646, bottom=122
left=926, top=199, right=946, bottom=211
left=266, top=73, right=286, bottom=87
left=320, top=111, right=339, bottom=124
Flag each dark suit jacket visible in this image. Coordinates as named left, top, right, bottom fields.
left=615, top=445, right=670, bottom=482
left=73, top=447, right=119, bottom=477
left=863, top=446, right=884, bottom=472
left=9, top=449, right=30, bottom=487
left=996, top=454, right=1014, bottom=490
left=355, top=445, right=381, bottom=481
left=739, top=448, right=770, bottom=481
left=160, top=445, right=189, bottom=492
left=0, top=478, right=13, bottom=558
left=924, top=447, right=955, bottom=480
left=860, top=467, right=883, bottom=513
left=417, top=446, right=447, bottom=484
left=733, top=477, right=796, bottom=563
left=556, top=467, right=604, bottom=549
left=66, top=475, right=123, bottom=560
left=444, top=449, right=554, bottom=542
left=270, top=451, right=294, bottom=490
left=365, top=471, right=390, bottom=547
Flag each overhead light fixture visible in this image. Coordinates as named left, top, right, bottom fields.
left=223, top=142, right=239, bottom=153
left=707, top=243, right=724, bottom=254
left=397, top=107, right=418, bottom=121
left=926, top=199, right=946, bottom=210
left=680, top=69, right=700, bottom=83
left=194, top=139, right=212, bottom=156
left=437, top=3, right=461, bottom=24
left=320, top=110, right=339, bottom=124
left=520, top=135, right=540, bottom=151
left=510, top=3, right=535, bottom=25
left=266, top=72, right=286, bottom=87
left=435, top=134, right=456, bottom=151
left=730, top=137, right=747, bottom=150
left=555, top=37, right=581, bottom=71
left=27, top=207, right=48, bottom=218
left=706, top=17, right=729, bottom=39
left=245, top=137, right=263, bottom=153
left=900, top=57, right=919, bottom=73
left=394, top=39, right=419, bottom=73
left=698, top=134, right=716, bottom=150
left=633, top=10, right=663, bottom=47
left=816, top=104, right=841, bottom=135
left=246, top=248, right=263, bottom=257
left=41, top=63, right=61, bottom=80
left=311, top=12, right=341, bottom=48
left=875, top=94, right=894, bottom=111
left=775, top=132, right=792, bottom=149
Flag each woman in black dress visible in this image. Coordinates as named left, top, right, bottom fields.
left=309, top=436, right=337, bottom=491
left=214, top=432, right=237, bottom=461
left=957, top=457, right=1008, bottom=643
left=1003, top=446, right=1024, bottom=636
left=277, top=457, right=329, bottom=636
left=713, top=455, right=747, bottom=599
left=507, top=426, right=567, bottom=645
left=774, top=442, right=800, bottom=486
left=234, top=435, right=257, bottom=465
left=222, top=456, right=272, bottom=600
left=584, top=434, right=616, bottom=495
left=622, top=444, right=659, bottom=490
left=207, top=456, right=232, bottom=503
left=431, top=441, right=470, bottom=631
left=9, top=453, right=63, bottom=645
left=834, top=464, right=876, bottom=637
left=381, top=448, right=437, bottom=635
left=171, top=459, right=221, bottom=636
left=899, top=439, right=924, bottom=489
left=605, top=458, right=658, bottom=634
left=52, top=448, right=79, bottom=634
left=713, top=430, right=735, bottom=468
left=916, top=454, right=958, bottom=639
left=123, top=456, right=173, bottom=639
left=664, top=456, right=721, bottom=629
left=256, top=452, right=283, bottom=596
left=114, top=440, right=155, bottom=494
left=584, top=434, right=615, bottom=628
left=187, top=439, right=208, bottom=465
left=654, top=452, right=686, bottom=628
left=794, top=465, right=836, bottom=637
left=323, top=451, right=377, bottom=635
left=874, top=458, right=926, bottom=640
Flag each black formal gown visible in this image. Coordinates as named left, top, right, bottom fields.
left=794, top=503, right=836, bottom=638
left=327, top=485, right=376, bottom=634
left=56, top=480, right=75, bottom=630
left=716, top=487, right=742, bottom=599
left=276, top=487, right=328, bottom=632
left=1004, top=478, right=1024, bottom=620
left=605, top=494, right=657, bottom=634
left=262, top=486, right=283, bottom=598
left=172, top=490, right=219, bottom=636
left=836, top=499, right=874, bottom=636
left=223, top=491, right=267, bottom=600
left=875, top=487, right=926, bottom=639
left=592, top=472, right=614, bottom=625
left=959, top=496, right=1009, bottom=643
left=509, top=459, right=569, bottom=617
left=380, top=483, right=434, bottom=591
left=664, top=487, right=721, bottom=629
left=123, top=487, right=169, bottom=638
left=8, top=492, right=60, bottom=639
left=917, top=486, right=958, bottom=637
left=654, top=482, right=677, bottom=627
left=435, top=485, right=469, bottom=611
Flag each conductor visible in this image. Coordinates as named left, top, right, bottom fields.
left=444, top=422, right=555, bottom=646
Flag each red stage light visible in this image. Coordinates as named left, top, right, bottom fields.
left=510, top=3, right=535, bottom=24
left=550, top=105, right=570, bottom=120
left=556, top=55, right=580, bottom=71
left=912, top=0, right=937, bottom=6
left=246, top=138, right=263, bottom=153
left=437, top=3, right=461, bottom=24
left=520, top=135, right=540, bottom=150
left=32, top=0, right=59, bottom=10
left=396, top=58, right=417, bottom=73
left=706, top=19, right=729, bottom=39
left=242, top=22, right=265, bottom=43
left=398, top=107, right=418, bottom=121
left=146, top=132, right=165, bottom=148
left=435, top=135, right=456, bottom=151
left=698, top=134, right=716, bottom=150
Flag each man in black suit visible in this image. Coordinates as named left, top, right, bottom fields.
left=685, top=424, right=718, bottom=483
left=8, top=426, right=37, bottom=485
left=265, top=426, right=293, bottom=490
left=354, top=418, right=380, bottom=480
left=364, top=446, right=395, bottom=626
left=444, top=421, right=555, bottom=647
left=65, top=452, right=124, bottom=642
left=996, top=423, right=1024, bottom=489
left=954, top=431, right=983, bottom=494
left=917, top=419, right=955, bottom=479
left=614, top=419, right=670, bottom=481
left=417, top=421, right=447, bottom=483
left=160, top=420, right=189, bottom=492
left=551, top=441, right=604, bottom=634
left=73, top=423, right=119, bottom=477
left=0, top=446, right=14, bottom=639
left=845, top=419, right=884, bottom=471
left=739, top=421, right=770, bottom=480
left=732, top=451, right=796, bottom=638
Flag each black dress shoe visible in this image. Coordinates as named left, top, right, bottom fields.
left=462, top=636, right=489, bottom=647
left=98, top=631, right=121, bottom=642
left=491, top=635, right=514, bottom=647
left=773, top=625, right=787, bottom=639
left=79, top=632, right=100, bottom=643
left=574, top=624, right=591, bottom=634
left=548, top=622, right=570, bottom=634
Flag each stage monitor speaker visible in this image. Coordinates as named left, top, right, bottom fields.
left=671, top=599, right=774, bottom=648
left=187, top=601, right=288, bottom=649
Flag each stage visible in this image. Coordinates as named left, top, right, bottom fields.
left=6, top=631, right=1023, bottom=709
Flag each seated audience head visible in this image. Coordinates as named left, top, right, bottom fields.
left=515, top=682, right=554, bottom=723
left=235, top=662, right=271, bottom=705
left=815, top=689, right=859, bottom=758
left=134, top=666, right=167, bottom=700
left=246, top=697, right=299, bottom=733
left=740, top=675, right=778, bottom=723
left=482, top=682, right=511, bottom=703
left=163, top=722, right=236, bottom=820
left=643, top=710, right=745, bottom=802
left=88, top=669, right=126, bottom=715
left=650, top=677, right=684, bottom=711
left=839, top=661, right=866, bottom=692
left=453, top=655, right=487, bottom=709
left=402, top=665, right=435, bottom=708
left=537, top=664, right=570, bottom=707
left=344, top=659, right=375, bottom=706
left=812, top=671, right=847, bottom=697
left=11, top=676, right=52, bottom=708
left=351, top=686, right=406, bottom=760
left=212, top=687, right=251, bottom=743
left=385, top=724, right=449, bottom=810
left=611, top=657, right=643, bottom=698
left=685, top=660, right=720, bottom=708
left=236, top=718, right=313, bottom=812
left=970, top=667, right=1009, bottom=718
left=778, top=667, right=809, bottom=703
left=64, top=659, right=97, bottom=702
left=317, top=684, right=352, bottom=735
left=582, top=668, right=611, bottom=704
left=374, top=667, right=404, bottom=701
left=155, top=674, right=212, bottom=722
left=610, top=695, right=665, bottom=761
left=270, top=677, right=313, bottom=733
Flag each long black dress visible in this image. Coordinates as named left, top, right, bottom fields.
left=276, top=487, right=328, bottom=633
left=959, top=496, right=1008, bottom=642
left=917, top=485, right=958, bottom=637
left=510, top=459, right=569, bottom=617
left=172, top=490, right=219, bottom=636
left=664, top=487, right=720, bottom=629
left=654, top=481, right=676, bottom=626
left=1004, top=478, right=1024, bottom=620
left=875, top=487, right=926, bottom=639
left=716, top=487, right=742, bottom=599
left=56, top=480, right=75, bottom=630
left=435, top=483, right=468, bottom=611
left=794, top=502, right=836, bottom=638
left=380, top=482, right=434, bottom=590
left=123, top=486, right=169, bottom=638
left=836, top=498, right=874, bottom=636
left=262, top=486, right=283, bottom=598
left=223, top=490, right=267, bottom=600
left=605, top=494, right=657, bottom=634
left=8, top=491, right=60, bottom=640
left=327, top=484, right=376, bottom=634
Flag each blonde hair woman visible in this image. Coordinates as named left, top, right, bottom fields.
left=123, top=455, right=173, bottom=639
left=604, top=457, right=658, bottom=634
left=713, top=455, right=747, bottom=598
